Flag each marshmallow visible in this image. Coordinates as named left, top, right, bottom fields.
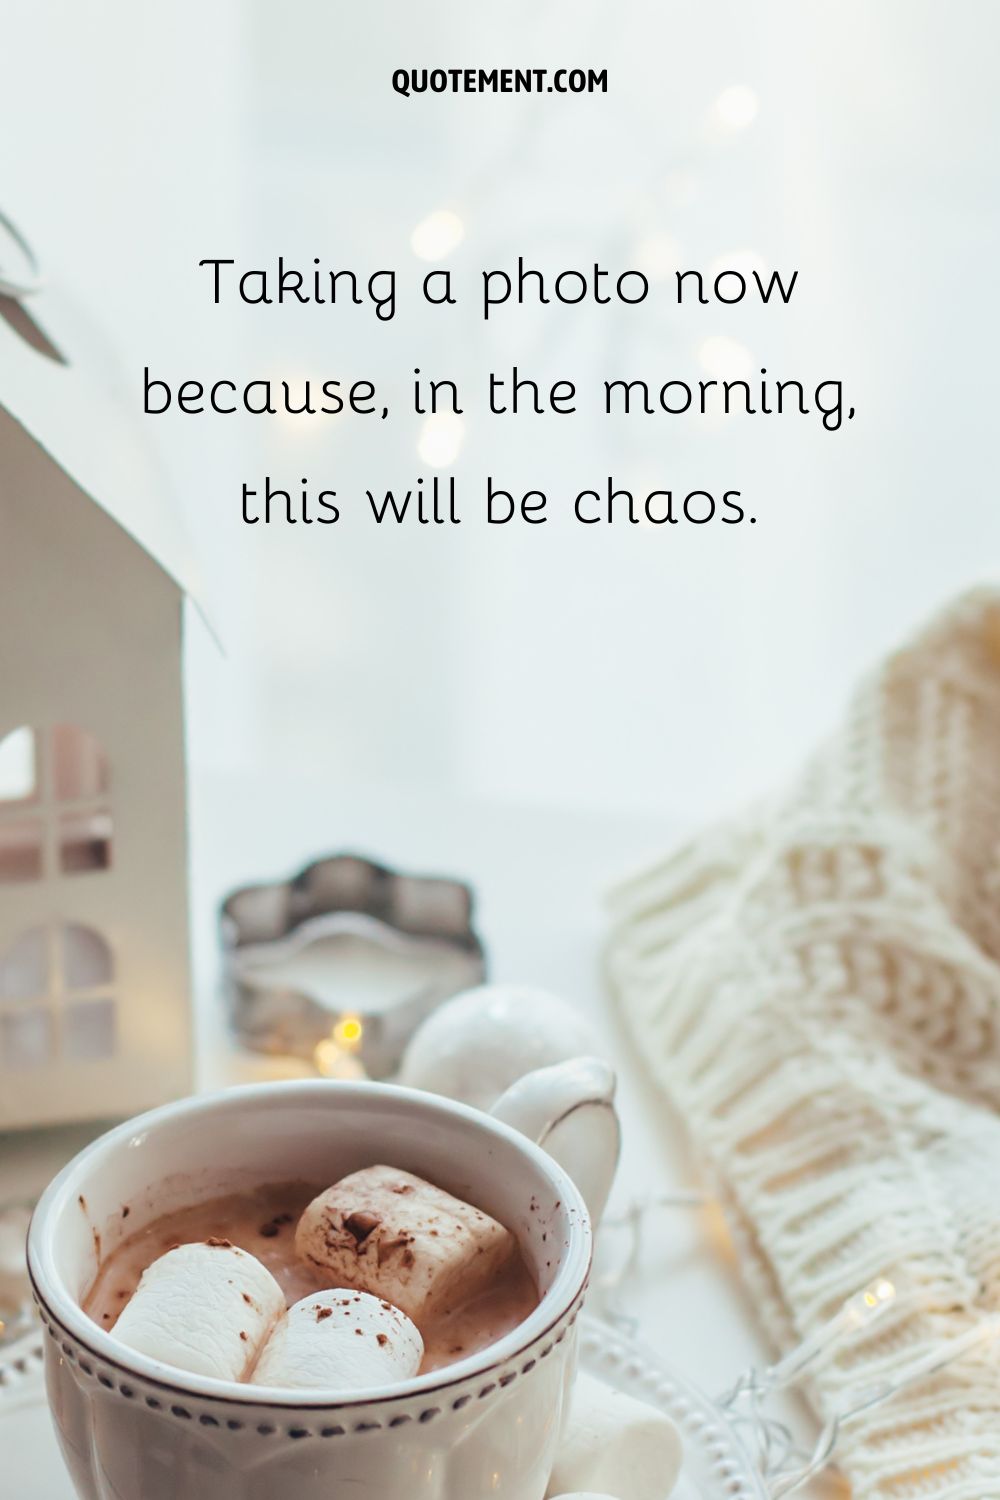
left=111, top=1240, right=285, bottom=1382
left=295, top=1165, right=516, bottom=1323
left=547, top=1372, right=683, bottom=1500
left=252, top=1288, right=423, bottom=1391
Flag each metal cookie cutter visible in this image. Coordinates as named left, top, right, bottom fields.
left=220, top=854, right=487, bottom=1078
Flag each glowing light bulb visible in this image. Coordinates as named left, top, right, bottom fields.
left=715, top=85, right=759, bottom=131
left=333, top=1014, right=364, bottom=1050
left=844, top=1277, right=897, bottom=1330
left=418, top=412, right=464, bottom=468
left=698, top=334, right=754, bottom=381
left=411, top=210, right=465, bottom=260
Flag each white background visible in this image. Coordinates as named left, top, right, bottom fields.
left=4, top=0, right=1000, bottom=824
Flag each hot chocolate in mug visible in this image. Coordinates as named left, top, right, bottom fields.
left=28, top=1061, right=620, bottom=1500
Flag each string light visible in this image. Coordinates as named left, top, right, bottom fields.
left=848, top=1278, right=896, bottom=1326
left=595, top=1196, right=1000, bottom=1493
left=766, top=1310, right=1000, bottom=1497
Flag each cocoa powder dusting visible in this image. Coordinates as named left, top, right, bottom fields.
left=83, top=1178, right=540, bottom=1379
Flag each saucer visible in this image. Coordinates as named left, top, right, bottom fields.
left=4, top=1312, right=768, bottom=1499
left=579, top=1315, right=769, bottom=1500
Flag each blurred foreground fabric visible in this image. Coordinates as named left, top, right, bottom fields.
left=607, top=589, right=1000, bottom=1498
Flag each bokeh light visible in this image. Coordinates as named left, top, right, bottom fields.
left=411, top=210, right=465, bottom=260
left=634, top=231, right=682, bottom=281
left=698, top=334, right=755, bottom=381
left=418, top=411, right=464, bottom=468
left=714, top=85, right=759, bottom=131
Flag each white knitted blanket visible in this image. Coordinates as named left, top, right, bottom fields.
left=606, top=590, right=1000, bottom=1499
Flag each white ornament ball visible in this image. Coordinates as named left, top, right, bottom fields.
left=399, top=984, right=604, bottom=1112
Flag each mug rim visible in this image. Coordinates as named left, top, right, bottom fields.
left=27, top=1079, right=592, bottom=1409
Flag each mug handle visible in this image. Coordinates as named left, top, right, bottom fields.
left=491, top=1056, right=621, bottom=1227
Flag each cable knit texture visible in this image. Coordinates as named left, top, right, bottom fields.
left=605, top=590, right=1000, bottom=1499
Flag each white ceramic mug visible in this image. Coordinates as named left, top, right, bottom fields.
left=28, top=1061, right=620, bottom=1500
